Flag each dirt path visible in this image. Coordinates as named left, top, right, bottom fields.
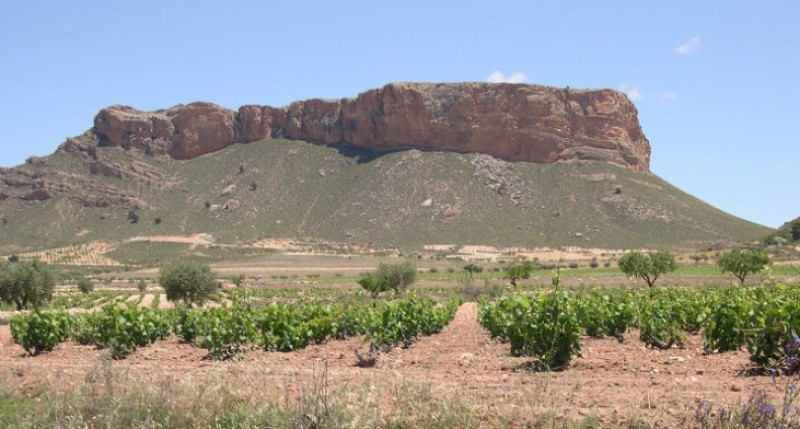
left=0, top=303, right=788, bottom=427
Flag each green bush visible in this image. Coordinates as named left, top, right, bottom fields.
left=479, top=288, right=581, bottom=370
left=502, top=260, right=533, bottom=288
left=77, top=278, right=94, bottom=294
left=717, top=249, right=771, bottom=284
left=618, top=251, right=676, bottom=288
left=159, top=261, right=218, bottom=307
left=93, top=301, right=171, bottom=359
left=357, top=261, right=417, bottom=297
left=10, top=310, right=71, bottom=355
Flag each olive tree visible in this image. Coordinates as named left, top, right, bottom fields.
left=358, top=261, right=417, bottom=297
left=717, top=249, right=771, bottom=284
left=503, top=260, right=534, bottom=288
left=159, top=261, right=218, bottom=307
left=618, top=251, right=676, bottom=288
left=0, top=259, right=57, bottom=310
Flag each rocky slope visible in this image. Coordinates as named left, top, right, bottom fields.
left=87, top=82, right=651, bottom=172
left=1, top=82, right=771, bottom=252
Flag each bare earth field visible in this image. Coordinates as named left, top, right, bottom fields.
left=0, top=303, right=782, bottom=427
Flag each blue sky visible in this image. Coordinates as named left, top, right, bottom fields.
left=1, top=1, right=798, bottom=228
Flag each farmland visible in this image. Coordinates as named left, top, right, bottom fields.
left=1, top=254, right=800, bottom=428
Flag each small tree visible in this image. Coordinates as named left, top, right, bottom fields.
left=159, top=261, right=218, bottom=307
left=357, top=261, right=417, bottom=297
left=127, top=211, right=139, bottom=224
left=77, top=277, right=94, bottom=294
left=461, top=263, right=483, bottom=288
left=463, top=264, right=483, bottom=277
left=503, top=260, right=533, bottom=288
left=0, top=260, right=57, bottom=310
left=618, top=251, right=676, bottom=288
left=717, top=249, right=771, bottom=284
left=231, top=274, right=246, bottom=288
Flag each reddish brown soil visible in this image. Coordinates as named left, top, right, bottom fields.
left=0, top=303, right=785, bottom=426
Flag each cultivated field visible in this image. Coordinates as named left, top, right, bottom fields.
left=1, top=251, right=800, bottom=428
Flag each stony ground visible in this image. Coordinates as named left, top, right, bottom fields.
left=0, top=303, right=786, bottom=427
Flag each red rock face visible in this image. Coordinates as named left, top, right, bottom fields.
left=92, top=82, right=651, bottom=171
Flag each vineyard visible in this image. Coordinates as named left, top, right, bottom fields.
left=4, top=272, right=800, bottom=427
left=478, top=282, right=800, bottom=374
left=8, top=242, right=121, bottom=266
left=8, top=280, right=800, bottom=375
left=10, top=294, right=460, bottom=360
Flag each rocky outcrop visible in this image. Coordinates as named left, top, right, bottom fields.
left=0, top=164, right=149, bottom=208
left=90, top=82, right=651, bottom=171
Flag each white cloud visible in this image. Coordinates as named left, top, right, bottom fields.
left=657, top=91, right=678, bottom=102
left=673, top=37, right=700, bottom=55
left=486, top=70, right=528, bottom=83
left=618, top=83, right=643, bottom=101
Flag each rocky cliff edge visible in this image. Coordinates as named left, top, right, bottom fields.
left=83, top=82, right=651, bottom=172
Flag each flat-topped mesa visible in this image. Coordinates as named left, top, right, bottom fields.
left=90, top=82, right=651, bottom=172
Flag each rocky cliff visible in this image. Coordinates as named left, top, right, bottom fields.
left=88, top=82, right=651, bottom=172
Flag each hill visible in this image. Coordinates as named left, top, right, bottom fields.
left=0, top=137, right=770, bottom=254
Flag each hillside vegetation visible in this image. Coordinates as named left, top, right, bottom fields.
left=0, top=138, right=771, bottom=253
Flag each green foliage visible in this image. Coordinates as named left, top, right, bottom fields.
left=172, top=297, right=454, bottom=360
left=502, top=260, right=533, bottom=288
left=618, top=251, right=676, bottom=287
left=637, top=291, right=686, bottom=349
left=127, top=210, right=139, bottom=224
left=701, top=285, right=754, bottom=353
left=575, top=290, right=636, bottom=339
left=462, top=264, right=483, bottom=275
left=479, top=289, right=581, bottom=370
left=197, top=305, right=258, bottom=360
left=231, top=274, right=246, bottom=288
left=745, top=284, right=800, bottom=372
left=159, top=261, right=218, bottom=307
left=77, top=277, right=94, bottom=294
left=357, top=261, right=417, bottom=297
left=791, top=221, right=800, bottom=241
left=93, top=301, right=171, bottom=359
left=366, top=297, right=459, bottom=350
left=137, top=279, right=147, bottom=293
left=0, top=259, right=57, bottom=310
left=717, top=249, right=771, bottom=284
left=10, top=310, right=71, bottom=355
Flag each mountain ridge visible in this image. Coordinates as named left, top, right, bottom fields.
left=0, top=82, right=771, bottom=253
left=85, top=82, right=650, bottom=171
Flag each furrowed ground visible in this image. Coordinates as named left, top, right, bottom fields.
left=1, top=260, right=800, bottom=428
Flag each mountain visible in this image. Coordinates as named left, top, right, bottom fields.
left=0, top=83, right=770, bottom=253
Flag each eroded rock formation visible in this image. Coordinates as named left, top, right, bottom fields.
left=90, top=82, right=651, bottom=171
